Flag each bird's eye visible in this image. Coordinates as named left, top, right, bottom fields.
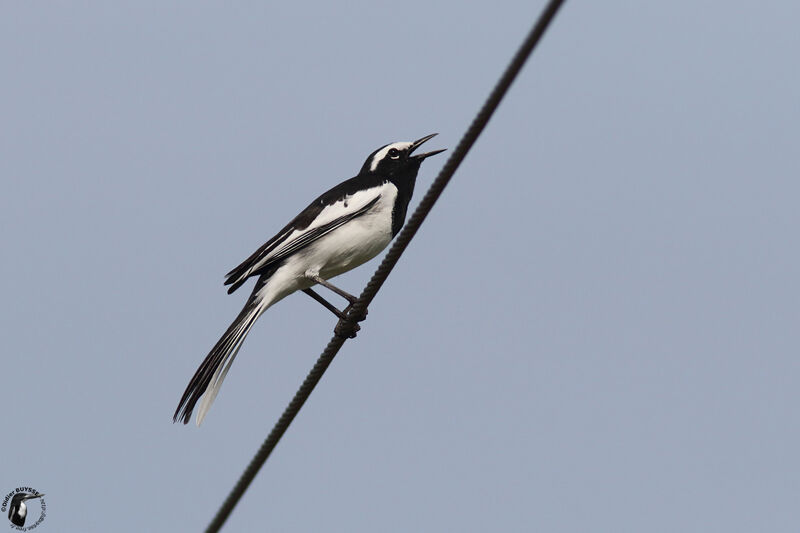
left=388, top=148, right=400, bottom=159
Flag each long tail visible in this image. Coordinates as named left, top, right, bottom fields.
left=173, top=292, right=266, bottom=426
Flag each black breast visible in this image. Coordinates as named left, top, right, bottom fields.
left=389, top=172, right=418, bottom=237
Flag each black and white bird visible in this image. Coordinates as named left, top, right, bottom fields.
left=8, top=492, right=44, bottom=527
left=174, top=133, right=444, bottom=426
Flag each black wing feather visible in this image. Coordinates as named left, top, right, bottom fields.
left=224, top=175, right=385, bottom=294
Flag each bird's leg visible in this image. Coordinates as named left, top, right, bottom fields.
left=305, top=273, right=369, bottom=320
left=302, top=288, right=362, bottom=338
left=303, top=274, right=369, bottom=339
left=302, top=288, right=348, bottom=320
left=304, top=273, right=358, bottom=304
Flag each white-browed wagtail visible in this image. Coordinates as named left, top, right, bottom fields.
left=174, top=134, right=445, bottom=425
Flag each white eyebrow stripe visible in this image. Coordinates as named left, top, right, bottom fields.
left=369, top=141, right=413, bottom=171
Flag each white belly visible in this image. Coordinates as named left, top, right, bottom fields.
left=301, top=192, right=395, bottom=279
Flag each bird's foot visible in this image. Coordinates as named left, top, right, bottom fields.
left=343, top=304, right=368, bottom=322
left=334, top=319, right=361, bottom=339
left=334, top=306, right=368, bottom=339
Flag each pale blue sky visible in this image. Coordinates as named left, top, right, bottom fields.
left=2, top=2, right=799, bottom=531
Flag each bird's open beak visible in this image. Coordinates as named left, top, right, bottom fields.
left=410, top=133, right=446, bottom=161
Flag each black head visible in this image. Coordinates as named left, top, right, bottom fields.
left=359, top=133, right=445, bottom=177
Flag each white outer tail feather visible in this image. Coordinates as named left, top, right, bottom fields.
left=191, top=263, right=300, bottom=425
left=195, top=303, right=265, bottom=426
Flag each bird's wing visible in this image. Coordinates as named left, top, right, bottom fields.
left=224, top=187, right=383, bottom=293
left=266, top=196, right=381, bottom=262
